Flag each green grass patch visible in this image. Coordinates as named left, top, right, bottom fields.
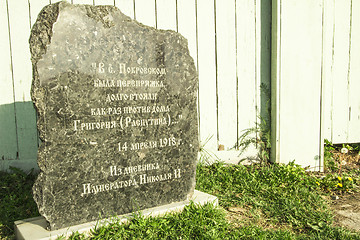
left=0, top=167, right=39, bottom=239
left=2, top=163, right=360, bottom=239
left=64, top=202, right=233, bottom=240
left=196, top=161, right=331, bottom=231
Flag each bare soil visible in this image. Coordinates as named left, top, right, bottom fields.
left=330, top=191, right=360, bottom=231
left=328, top=149, right=360, bottom=231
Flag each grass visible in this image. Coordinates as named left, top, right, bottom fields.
left=0, top=167, right=39, bottom=239
left=1, top=162, right=360, bottom=239
left=196, top=162, right=360, bottom=239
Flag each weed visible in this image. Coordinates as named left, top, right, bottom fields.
left=198, top=135, right=220, bottom=165
left=322, top=139, right=360, bottom=193
left=237, top=117, right=271, bottom=165
left=324, top=139, right=340, bottom=172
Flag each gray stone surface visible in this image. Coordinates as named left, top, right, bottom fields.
left=30, top=2, right=198, bottom=230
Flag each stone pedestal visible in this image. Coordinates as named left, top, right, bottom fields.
left=15, top=191, right=217, bottom=240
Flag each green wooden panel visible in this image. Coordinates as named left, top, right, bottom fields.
left=0, top=103, right=18, bottom=160
left=0, top=102, right=38, bottom=169
left=15, top=102, right=38, bottom=161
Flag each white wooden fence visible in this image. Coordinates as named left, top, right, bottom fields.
left=272, top=0, right=360, bottom=170
left=0, top=0, right=359, bottom=172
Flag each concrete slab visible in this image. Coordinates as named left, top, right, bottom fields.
left=15, top=190, right=217, bottom=240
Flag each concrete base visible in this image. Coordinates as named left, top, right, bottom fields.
left=15, top=190, right=217, bottom=240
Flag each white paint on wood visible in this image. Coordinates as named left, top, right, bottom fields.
left=72, top=0, right=94, bottom=5
left=236, top=0, right=257, bottom=142
left=134, top=0, right=156, bottom=28
left=197, top=0, right=218, bottom=152
left=216, top=0, right=237, bottom=150
left=115, top=0, right=135, bottom=19
left=0, top=0, right=14, bottom=106
left=94, top=0, right=114, bottom=6
left=7, top=0, right=32, bottom=102
left=177, top=0, right=197, bottom=69
left=348, top=0, right=360, bottom=143
left=276, top=0, right=323, bottom=169
left=322, top=0, right=335, bottom=142
left=156, top=0, right=176, bottom=31
left=331, top=0, right=351, bottom=144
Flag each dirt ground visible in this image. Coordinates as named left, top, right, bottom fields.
left=330, top=150, right=360, bottom=231
left=331, top=191, right=360, bottom=231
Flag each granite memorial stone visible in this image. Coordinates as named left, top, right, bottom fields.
left=30, top=2, right=198, bottom=230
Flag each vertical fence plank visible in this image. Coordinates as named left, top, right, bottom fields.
left=8, top=0, right=32, bottom=102
left=0, top=1, right=14, bottom=106
left=348, top=0, right=360, bottom=143
left=177, top=0, right=197, bottom=71
left=0, top=0, right=18, bottom=162
left=236, top=0, right=257, bottom=141
left=72, top=0, right=94, bottom=5
left=322, top=0, right=335, bottom=142
left=94, top=0, right=114, bottom=6
left=156, top=0, right=176, bottom=31
left=331, top=0, right=351, bottom=143
left=277, top=0, right=323, bottom=169
left=134, top=0, right=156, bottom=28
left=7, top=0, right=38, bottom=162
left=197, top=0, right=217, bottom=151
left=115, top=0, right=134, bottom=19
left=216, top=0, right=237, bottom=150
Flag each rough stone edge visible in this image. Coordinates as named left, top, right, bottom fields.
left=29, top=0, right=195, bottom=149
left=29, top=0, right=195, bottom=161
left=29, top=0, right=198, bottom=231
left=15, top=190, right=217, bottom=240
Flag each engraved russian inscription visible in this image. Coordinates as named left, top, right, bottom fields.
left=31, top=2, right=198, bottom=230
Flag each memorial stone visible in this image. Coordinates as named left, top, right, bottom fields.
left=30, top=2, right=198, bottom=230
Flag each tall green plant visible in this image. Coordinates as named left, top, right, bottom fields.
left=237, top=117, right=271, bottom=164
left=237, top=83, right=271, bottom=164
